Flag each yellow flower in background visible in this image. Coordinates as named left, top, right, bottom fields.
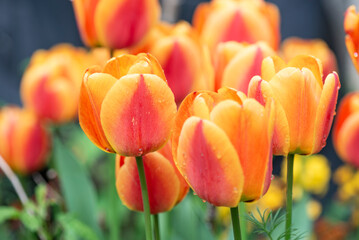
left=334, top=164, right=359, bottom=201
left=306, top=200, right=322, bottom=221
left=334, top=165, right=355, bottom=185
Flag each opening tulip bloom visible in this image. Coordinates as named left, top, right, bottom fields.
left=332, top=93, right=359, bottom=168
left=344, top=5, right=359, bottom=73
left=248, top=55, right=340, bottom=155
left=72, top=0, right=160, bottom=49
left=78, top=53, right=177, bottom=156
left=0, top=107, right=50, bottom=175
left=116, top=141, right=189, bottom=214
left=172, top=88, right=275, bottom=206
left=193, top=0, right=280, bottom=52
left=214, top=41, right=276, bottom=92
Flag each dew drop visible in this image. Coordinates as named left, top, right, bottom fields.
left=202, top=199, right=207, bottom=203
left=354, top=52, right=358, bottom=58
left=138, top=148, right=143, bottom=155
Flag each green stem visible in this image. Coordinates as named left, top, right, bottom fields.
left=153, top=214, right=160, bottom=240
left=285, top=154, right=295, bottom=240
left=136, top=156, right=153, bottom=240
left=230, top=206, right=242, bottom=240
left=239, top=202, right=247, bottom=240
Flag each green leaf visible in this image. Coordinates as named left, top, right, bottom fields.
left=0, top=206, right=20, bottom=224
left=19, top=210, right=42, bottom=232
left=58, top=213, right=98, bottom=240
left=53, top=136, right=102, bottom=239
left=35, top=184, right=47, bottom=219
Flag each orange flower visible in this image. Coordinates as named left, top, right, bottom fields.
left=332, top=93, right=359, bottom=168
left=78, top=53, right=177, bottom=156
left=116, top=141, right=189, bottom=213
left=344, top=5, right=359, bottom=72
left=21, top=44, right=104, bottom=123
left=214, top=41, right=276, bottom=92
left=193, top=0, right=280, bottom=52
left=172, top=88, right=274, bottom=206
left=0, top=107, right=50, bottom=175
left=281, top=37, right=337, bottom=77
left=72, top=0, right=160, bottom=49
left=248, top=55, right=340, bottom=155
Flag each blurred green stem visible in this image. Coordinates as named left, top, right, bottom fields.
left=285, top=153, right=295, bottom=240
left=239, top=202, right=247, bottom=240
left=136, top=156, right=153, bottom=240
left=230, top=206, right=241, bottom=240
left=153, top=214, right=160, bottom=240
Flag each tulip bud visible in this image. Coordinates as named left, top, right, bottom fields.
left=0, top=107, right=50, bottom=175
left=344, top=5, right=359, bottom=73
left=78, top=53, right=177, bottom=156
left=72, top=0, right=160, bottom=49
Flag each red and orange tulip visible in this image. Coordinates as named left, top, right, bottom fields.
left=193, top=0, right=280, bottom=52
left=172, top=88, right=274, bottom=206
left=72, top=0, right=160, bottom=49
left=248, top=55, right=340, bottom=155
left=78, top=53, right=177, bottom=156
left=21, top=44, right=103, bottom=123
left=344, top=5, right=359, bottom=72
left=214, top=41, right=276, bottom=92
left=116, top=141, right=189, bottom=213
left=0, top=106, right=50, bottom=175
left=281, top=37, right=337, bottom=77
left=332, top=93, right=359, bottom=168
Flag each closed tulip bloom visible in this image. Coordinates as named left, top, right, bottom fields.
left=193, top=0, right=280, bottom=52
left=78, top=53, right=177, bottom=156
left=248, top=55, right=340, bottom=155
left=21, top=44, right=99, bottom=123
left=214, top=41, right=276, bottom=92
left=0, top=107, right=50, bottom=175
left=344, top=5, right=359, bottom=72
left=281, top=37, right=337, bottom=77
left=72, top=0, right=160, bottom=49
left=332, top=93, right=359, bottom=168
left=172, top=88, right=275, bottom=206
left=116, top=141, right=189, bottom=213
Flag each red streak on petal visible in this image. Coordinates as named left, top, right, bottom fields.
left=238, top=47, right=263, bottom=93
left=220, top=10, right=253, bottom=44
left=105, top=0, right=148, bottom=48
left=261, top=145, right=273, bottom=196
left=163, top=41, right=193, bottom=103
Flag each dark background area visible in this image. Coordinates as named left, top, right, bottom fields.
left=0, top=0, right=356, bottom=203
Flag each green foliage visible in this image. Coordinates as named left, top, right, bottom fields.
left=57, top=213, right=98, bottom=240
left=0, top=206, right=20, bottom=224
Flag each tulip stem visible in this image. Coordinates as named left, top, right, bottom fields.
left=285, top=153, right=295, bottom=240
left=230, top=206, right=242, bottom=240
left=135, top=156, right=153, bottom=240
left=239, top=202, right=247, bottom=240
left=153, top=214, right=160, bottom=240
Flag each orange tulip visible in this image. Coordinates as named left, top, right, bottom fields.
left=172, top=88, right=275, bottom=206
left=78, top=53, right=177, bottom=156
left=332, top=93, right=359, bottom=168
left=214, top=41, right=276, bottom=92
left=344, top=5, right=359, bottom=72
left=0, top=106, right=50, bottom=175
left=193, top=0, right=280, bottom=52
left=72, top=0, right=160, bottom=49
left=116, top=141, right=189, bottom=213
left=248, top=55, right=340, bottom=155
left=21, top=44, right=104, bottom=123
left=281, top=37, right=337, bottom=77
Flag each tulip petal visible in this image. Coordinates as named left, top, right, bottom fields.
left=176, top=116, right=243, bottom=207
left=210, top=99, right=274, bottom=201
left=288, top=55, right=323, bottom=86
left=101, top=74, right=176, bottom=156
left=116, top=152, right=180, bottom=214
left=78, top=68, right=117, bottom=153
left=261, top=56, right=286, bottom=81
left=312, top=72, right=340, bottom=154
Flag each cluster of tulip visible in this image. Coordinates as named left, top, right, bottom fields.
left=3, top=0, right=359, bottom=239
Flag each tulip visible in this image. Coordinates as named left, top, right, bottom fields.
left=193, top=0, right=280, bottom=52
left=172, top=88, right=274, bottom=206
left=78, top=53, right=177, bottom=156
left=214, top=41, right=276, bottom=92
left=344, top=5, right=359, bottom=72
left=72, top=0, right=160, bottom=49
left=0, top=106, right=50, bottom=175
left=332, top=93, right=359, bottom=168
left=21, top=44, right=102, bottom=123
left=116, top=141, right=189, bottom=214
left=248, top=55, right=340, bottom=155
